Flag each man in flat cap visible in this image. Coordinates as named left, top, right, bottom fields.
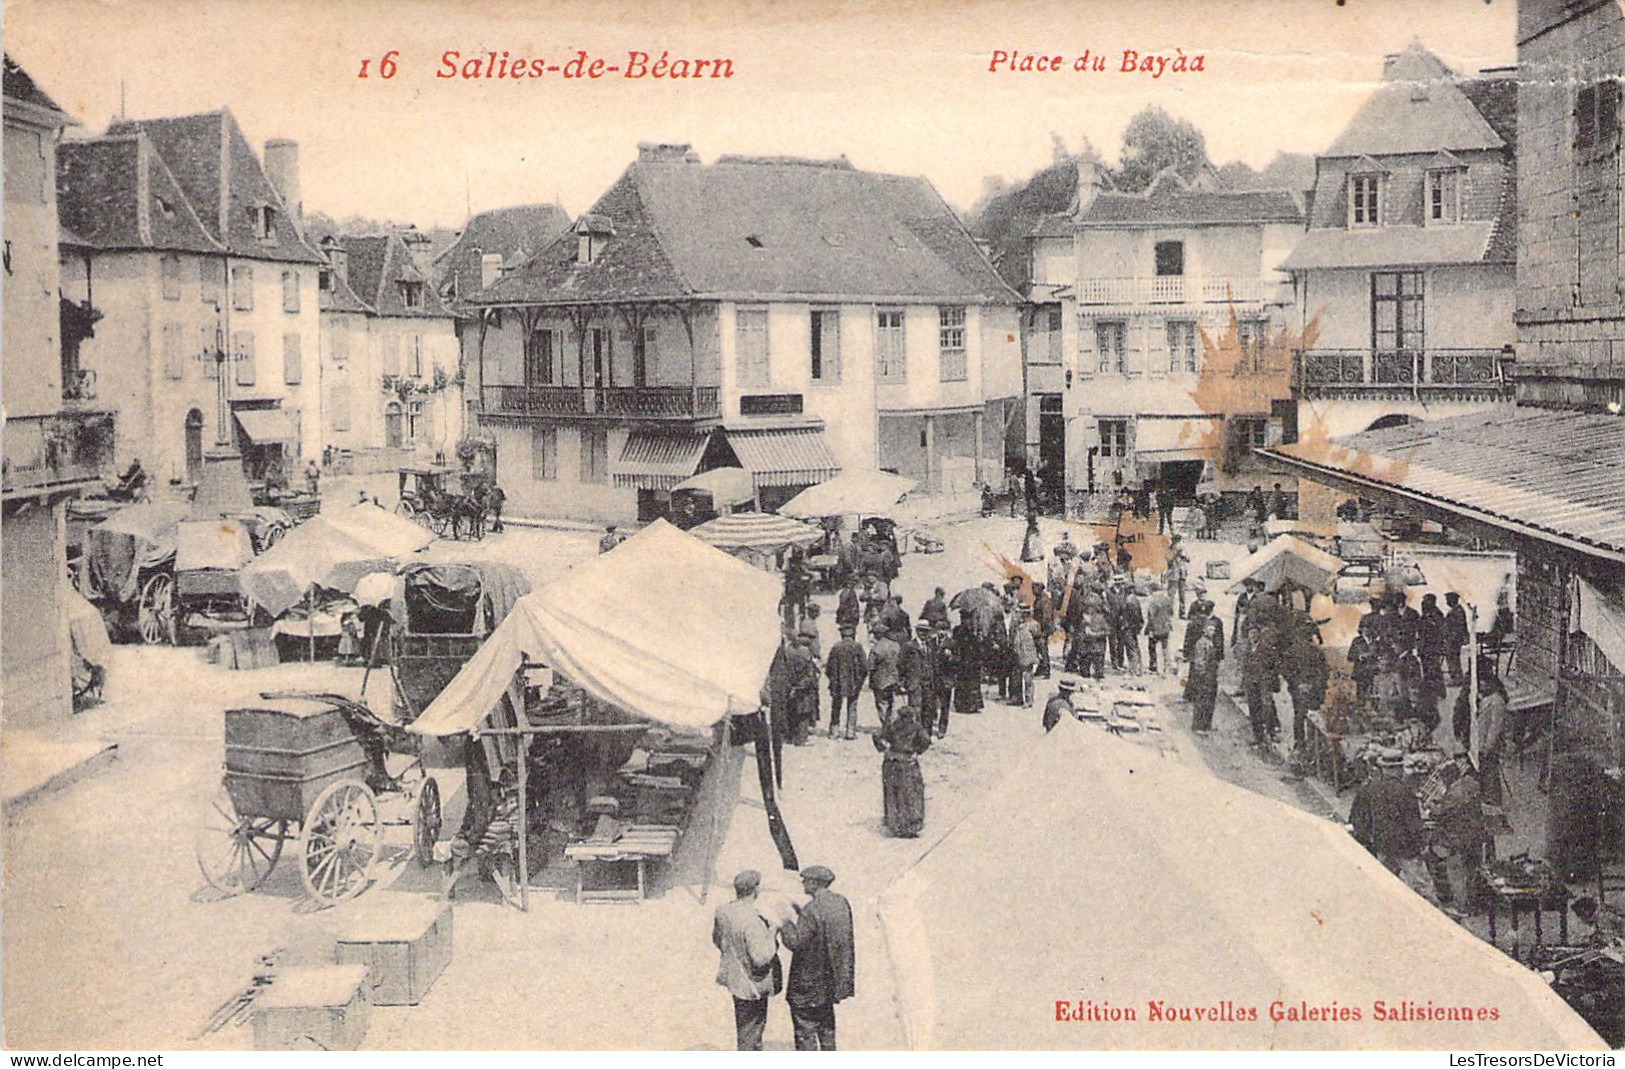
left=713, top=869, right=782, bottom=1050
left=781, top=865, right=855, bottom=1050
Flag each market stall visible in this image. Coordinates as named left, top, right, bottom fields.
left=689, top=510, right=822, bottom=568
left=777, top=468, right=915, bottom=519
left=879, top=718, right=1604, bottom=1050
left=409, top=520, right=784, bottom=907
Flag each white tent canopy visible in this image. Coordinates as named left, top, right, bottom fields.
left=322, top=502, right=440, bottom=558
left=238, top=509, right=434, bottom=616
left=778, top=469, right=916, bottom=519
left=879, top=719, right=1603, bottom=1051
left=1227, top=533, right=1347, bottom=596
left=673, top=466, right=756, bottom=505
left=409, top=520, right=783, bottom=737
left=690, top=511, right=822, bottom=552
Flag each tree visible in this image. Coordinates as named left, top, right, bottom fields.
left=1114, top=106, right=1210, bottom=192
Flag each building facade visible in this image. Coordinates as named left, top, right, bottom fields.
left=467, top=145, right=1021, bottom=524
left=1051, top=164, right=1304, bottom=501
left=56, top=110, right=324, bottom=488
left=317, top=232, right=461, bottom=468
left=2, top=56, right=116, bottom=730
left=1283, top=43, right=1518, bottom=442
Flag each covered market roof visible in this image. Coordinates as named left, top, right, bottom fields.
left=879, top=718, right=1605, bottom=1050
left=1262, top=408, right=1625, bottom=564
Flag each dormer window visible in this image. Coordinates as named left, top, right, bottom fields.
left=574, top=214, right=615, bottom=266
left=251, top=204, right=276, bottom=241
left=480, top=251, right=502, bottom=289
left=319, top=268, right=333, bottom=292
left=1425, top=168, right=1462, bottom=226
left=399, top=280, right=423, bottom=309
left=1348, top=172, right=1383, bottom=228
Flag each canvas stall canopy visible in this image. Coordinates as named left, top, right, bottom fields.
left=778, top=469, right=916, bottom=519
left=690, top=511, right=822, bottom=553
left=673, top=466, right=756, bottom=506
left=879, top=719, right=1604, bottom=1051
left=239, top=510, right=432, bottom=617
left=1227, top=533, right=1346, bottom=596
left=410, top=520, right=782, bottom=737
left=322, top=502, right=439, bottom=558
left=84, top=501, right=190, bottom=602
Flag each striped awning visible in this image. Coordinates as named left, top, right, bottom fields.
left=724, top=427, right=841, bottom=489
left=690, top=511, right=824, bottom=551
left=612, top=432, right=709, bottom=490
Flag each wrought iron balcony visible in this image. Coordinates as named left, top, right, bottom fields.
left=2, top=409, right=117, bottom=500
left=1074, top=275, right=1267, bottom=307
left=481, top=383, right=721, bottom=421
left=1292, top=348, right=1512, bottom=398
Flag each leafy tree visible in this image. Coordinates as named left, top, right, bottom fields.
left=1115, top=106, right=1210, bottom=192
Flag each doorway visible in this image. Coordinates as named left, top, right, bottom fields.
left=385, top=401, right=404, bottom=449
left=1037, top=393, right=1065, bottom=493
left=184, top=409, right=204, bottom=483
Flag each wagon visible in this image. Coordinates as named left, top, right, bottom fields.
left=389, top=560, right=531, bottom=722
left=394, top=465, right=488, bottom=541
left=195, top=692, right=443, bottom=906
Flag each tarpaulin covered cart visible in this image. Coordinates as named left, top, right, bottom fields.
left=409, top=520, right=783, bottom=908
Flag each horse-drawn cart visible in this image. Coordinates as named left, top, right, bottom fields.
left=395, top=465, right=491, bottom=541
left=195, top=692, right=442, bottom=906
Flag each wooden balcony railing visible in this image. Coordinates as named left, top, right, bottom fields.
left=1074, top=275, right=1267, bottom=306
left=1293, top=349, right=1511, bottom=397
left=481, top=384, right=721, bottom=421
left=2, top=409, right=117, bottom=499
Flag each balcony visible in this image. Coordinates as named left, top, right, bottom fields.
left=481, top=384, right=721, bottom=422
left=1293, top=349, right=1512, bottom=399
left=2, top=410, right=117, bottom=500
left=1075, top=275, right=1267, bottom=307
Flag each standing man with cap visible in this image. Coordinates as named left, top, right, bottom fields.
left=825, top=624, right=868, bottom=740
left=1165, top=534, right=1191, bottom=618
left=781, top=865, right=855, bottom=1051
left=713, top=869, right=782, bottom=1050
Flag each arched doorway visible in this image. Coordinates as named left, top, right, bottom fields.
left=1365, top=413, right=1417, bottom=432
left=184, top=409, right=205, bottom=482
left=384, top=401, right=404, bottom=449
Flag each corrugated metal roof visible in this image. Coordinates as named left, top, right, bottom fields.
left=724, top=427, right=841, bottom=488
left=1268, top=408, right=1625, bottom=559
left=612, top=432, right=710, bottom=489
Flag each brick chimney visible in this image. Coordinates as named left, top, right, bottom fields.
left=1076, top=156, right=1104, bottom=216
left=263, top=138, right=302, bottom=230
left=637, top=142, right=699, bottom=163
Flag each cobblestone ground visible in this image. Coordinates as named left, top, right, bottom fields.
left=0, top=511, right=1561, bottom=1049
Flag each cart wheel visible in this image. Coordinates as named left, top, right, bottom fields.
left=260, top=523, right=287, bottom=550
left=196, top=786, right=288, bottom=895
left=394, top=499, right=416, bottom=522
left=138, top=573, right=176, bottom=645
left=412, top=776, right=442, bottom=866
left=299, top=780, right=382, bottom=905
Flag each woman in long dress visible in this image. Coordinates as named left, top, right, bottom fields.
left=874, top=705, right=932, bottom=837
left=950, top=616, right=984, bottom=714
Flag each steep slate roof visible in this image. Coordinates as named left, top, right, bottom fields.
left=58, top=135, right=224, bottom=254
left=1076, top=186, right=1304, bottom=228
left=104, top=109, right=324, bottom=264
left=475, top=154, right=1019, bottom=306
left=1323, top=43, right=1504, bottom=157
left=3, top=54, right=72, bottom=122
left=435, top=203, right=571, bottom=302
left=316, top=240, right=372, bottom=315
left=341, top=232, right=450, bottom=318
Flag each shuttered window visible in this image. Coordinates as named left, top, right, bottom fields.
left=162, top=322, right=185, bottom=379
left=876, top=308, right=906, bottom=383
left=282, top=333, right=301, bottom=385
left=532, top=426, right=557, bottom=480
left=736, top=307, right=770, bottom=388
left=232, top=265, right=254, bottom=310
left=233, top=331, right=256, bottom=386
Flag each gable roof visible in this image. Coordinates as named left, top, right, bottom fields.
left=340, top=232, right=450, bottom=318
left=315, top=238, right=372, bottom=314
left=1323, top=43, right=1504, bottom=157
left=58, top=134, right=224, bottom=254
left=475, top=153, right=1019, bottom=306
left=435, top=203, right=571, bottom=303
left=3, top=54, right=72, bottom=125
left=1076, top=185, right=1304, bottom=228
left=103, top=109, right=324, bottom=264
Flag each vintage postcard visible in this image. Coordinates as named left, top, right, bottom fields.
left=3, top=0, right=1623, bottom=1053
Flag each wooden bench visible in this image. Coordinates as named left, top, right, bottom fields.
left=564, top=825, right=681, bottom=904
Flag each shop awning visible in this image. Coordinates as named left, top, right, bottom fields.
left=1134, top=416, right=1219, bottom=462
left=725, top=427, right=840, bottom=489
left=613, top=432, right=709, bottom=490
left=233, top=408, right=298, bottom=445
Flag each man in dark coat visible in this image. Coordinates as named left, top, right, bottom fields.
left=787, top=636, right=821, bottom=745
left=836, top=578, right=861, bottom=632
left=1043, top=675, right=1078, bottom=732
left=1417, top=592, right=1448, bottom=693
left=825, top=625, right=868, bottom=740
left=920, top=587, right=951, bottom=632
left=1030, top=581, right=1055, bottom=679
left=781, top=865, right=855, bottom=1051
left=927, top=625, right=955, bottom=738
left=899, top=621, right=940, bottom=719
left=1443, top=592, right=1469, bottom=685
left=950, top=613, right=984, bottom=714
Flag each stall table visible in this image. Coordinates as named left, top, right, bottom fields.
left=565, top=825, right=681, bottom=904
left=1483, top=867, right=1570, bottom=957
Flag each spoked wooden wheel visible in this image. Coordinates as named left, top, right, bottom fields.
left=196, top=785, right=288, bottom=895
left=138, top=573, right=176, bottom=645
left=259, top=523, right=287, bottom=550
left=412, top=776, right=442, bottom=866
left=299, top=780, right=382, bottom=905
left=394, top=499, right=418, bottom=522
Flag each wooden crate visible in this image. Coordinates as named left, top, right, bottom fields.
left=253, top=964, right=370, bottom=1051
left=334, top=896, right=452, bottom=1006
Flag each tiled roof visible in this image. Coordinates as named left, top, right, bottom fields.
left=1281, top=221, right=1496, bottom=270
left=340, top=233, right=450, bottom=318
left=1076, top=187, right=1304, bottom=228
left=1265, top=408, right=1625, bottom=562
left=104, top=109, right=324, bottom=264
left=3, top=54, right=71, bottom=122
left=435, top=203, right=571, bottom=303
left=475, top=155, right=1019, bottom=306
left=317, top=242, right=372, bottom=315
left=1323, top=44, right=1503, bottom=157
left=57, top=136, right=224, bottom=254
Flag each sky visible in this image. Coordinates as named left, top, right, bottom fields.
left=5, top=0, right=1518, bottom=228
